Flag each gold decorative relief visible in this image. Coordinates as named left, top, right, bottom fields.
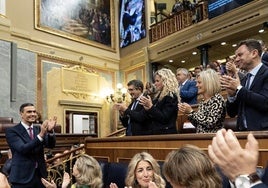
left=61, top=65, right=99, bottom=99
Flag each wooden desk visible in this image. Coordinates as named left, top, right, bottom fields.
left=85, top=131, right=268, bottom=167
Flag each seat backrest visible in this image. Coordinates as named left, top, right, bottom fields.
left=223, top=117, right=237, bottom=131
left=0, top=123, right=17, bottom=133
left=0, top=117, right=13, bottom=124
left=101, top=162, right=128, bottom=188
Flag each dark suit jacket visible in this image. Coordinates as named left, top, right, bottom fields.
left=5, top=123, right=56, bottom=184
left=262, top=52, right=268, bottom=66
left=180, top=79, right=198, bottom=105
left=146, top=94, right=178, bottom=135
left=226, top=65, right=268, bottom=131
left=120, top=101, right=151, bottom=136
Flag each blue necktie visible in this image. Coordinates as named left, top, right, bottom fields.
left=245, top=73, right=252, bottom=89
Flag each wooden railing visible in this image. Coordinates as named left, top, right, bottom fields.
left=0, top=133, right=94, bottom=167
left=149, top=1, right=208, bottom=43
left=106, top=127, right=126, bottom=137
left=85, top=131, right=268, bottom=167
left=46, top=146, right=85, bottom=186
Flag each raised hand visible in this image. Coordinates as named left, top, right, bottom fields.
left=47, top=116, right=57, bottom=131
left=41, top=178, right=57, bottom=188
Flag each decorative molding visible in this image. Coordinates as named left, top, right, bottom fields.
left=59, top=100, right=102, bottom=108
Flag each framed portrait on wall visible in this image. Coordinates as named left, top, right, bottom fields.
left=35, top=0, right=115, bottom=51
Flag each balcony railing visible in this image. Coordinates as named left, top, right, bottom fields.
left=149, top=1, right=208, bottom=43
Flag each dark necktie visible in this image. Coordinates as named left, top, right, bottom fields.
left=241, top=73, right=252, bottom=130
left=28, top=127, right=34, bottom=140
left=245, top=73, right=252, bottom=89
left=127, top=100, right=138, bottom=136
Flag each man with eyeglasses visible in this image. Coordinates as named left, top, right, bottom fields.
left=114, top=79, right=151, bottom=136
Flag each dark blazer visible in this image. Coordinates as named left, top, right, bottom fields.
left=180, top=79, right=198, bottom=105
left=5, top=123, right=56, bottom=185
left=262, top=52, right=268, bottom=66
left=226, top=64, right=268, bottom=131
left=253, top=184, right=268, bottom=188
left=120, top=100, right=151, bottom=136
left=252, top=166, right=268, bottom=188
left=146, top=94, right=178, bottom=135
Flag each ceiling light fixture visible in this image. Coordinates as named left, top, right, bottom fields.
left=181, top=60, right=185, bottom=63
left=221, top=42, right=226, bottom=45
left=232, top=44, right=237, bottom=47
left=259, top=21, right=268, bottom=33
left=192, top=51, right=197, bottom=55
left=169, top=59, right=173, bottom=63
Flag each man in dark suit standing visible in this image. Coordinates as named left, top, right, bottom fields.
left=114, top=80, right=150, bottom=136
left=5, top=103, right=57, bottom=188
left=221, top=39, right=268, bottom=131
left=176, top=68, right=198, bottom=105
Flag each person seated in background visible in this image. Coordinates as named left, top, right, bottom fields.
left=144, top=82, right=156, bottom=99
left=225, top=56, right=246, bottom=81
left=35, top=111, right=43, bottom=124
left=110, top=152, right=166, bottom=188
left=176, top=68, right=198, bottom=105
left=139, top=68, right=180, bottom=135
left=207, top=60, right=222, bottom=74
left=259, top=39, right=268, bottom=66
left=179, top=69, right=226, bottom=133
left=171, top=0, right=183, bottom=15
left=193, top=66, right=203, bottom=80
left=208, top=129, right=268, bottom=187
left=41, top=154, right=103, bottom=188
left=163, top=145, right=222, bottom=188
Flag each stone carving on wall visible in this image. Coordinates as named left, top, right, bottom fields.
left=61, top=65, right=99, bottom=99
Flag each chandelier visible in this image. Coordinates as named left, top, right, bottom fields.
left=106, top=83, right=128, bottom=103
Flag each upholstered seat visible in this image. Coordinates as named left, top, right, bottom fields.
left=0, top=117, right=13, bottom=124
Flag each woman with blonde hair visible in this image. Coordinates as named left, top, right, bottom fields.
left=163, top=145, right=222, bottom=188
left=139, top=68, right=180, bottom=134
left=110, top=152, right=166, bottom=188
left=178, top=68, right=226, bottom=133
left=42, top=154, right=103, bottom=188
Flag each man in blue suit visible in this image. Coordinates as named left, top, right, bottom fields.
left=221, top=39, right=268, bottom=131
left=5, top=103, right=57, bottom=188
left=176, top=68, right=198, bottom=105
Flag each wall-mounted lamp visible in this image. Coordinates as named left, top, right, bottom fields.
left=259, top=22, right=268, bottom=33
left=106, top=83, right=127, bottom=103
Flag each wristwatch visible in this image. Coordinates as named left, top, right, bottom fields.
left=235, top=172, right=260, bottom=188
left=236, top=85, right=242, bottom=94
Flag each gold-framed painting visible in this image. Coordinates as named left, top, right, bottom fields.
left=34, top=0, right=115, bottom=51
